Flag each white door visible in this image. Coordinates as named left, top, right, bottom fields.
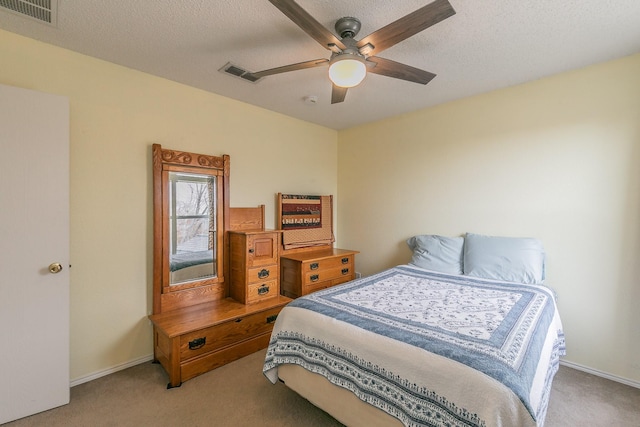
left=0, top=84, right=70, bottom=423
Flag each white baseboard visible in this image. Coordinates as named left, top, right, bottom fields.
left=70, top=354, right=154, bottom=388
left=69, top=354, right=640, bottom=390
left=560, top=359, right=640, bottom=389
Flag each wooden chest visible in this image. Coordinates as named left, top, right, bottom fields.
left=280, top=248, right=359, bottom=298
left=150, top=296, right=290, bottom=388
left=229, top=230, right=281, bottom=305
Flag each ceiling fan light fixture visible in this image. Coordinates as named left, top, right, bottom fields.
left=328, top=55, right=367, bottom=88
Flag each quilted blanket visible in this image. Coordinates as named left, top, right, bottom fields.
left=264, top=265, right=565, bottom=427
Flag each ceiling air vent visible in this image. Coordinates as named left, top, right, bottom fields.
left=0, top=0, right=57, bottom=25
left=219, top=62, right=263, bottom=84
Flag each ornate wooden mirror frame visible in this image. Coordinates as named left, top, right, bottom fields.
left=152, top=144, right=230, bottom=314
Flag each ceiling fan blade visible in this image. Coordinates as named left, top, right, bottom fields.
left=366, top=57, right=436, bottom=85
left=251, top=59, right=329, bottom=78
left=331, top=85, right=348, bottom=104
left=357, top=0, right=455, bottom=56
left=269, top=0, right=346, bottom=51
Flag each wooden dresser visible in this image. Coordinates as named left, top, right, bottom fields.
left=280, top=248, right=359, bottom=298
left=149, top=295, right=289, bottom=388
left=229, top=230, right=281, bottom=305
left=149, top=152, right=293, bottom=390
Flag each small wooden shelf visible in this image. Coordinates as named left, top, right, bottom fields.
left=229, top=229, right=281, bottom=305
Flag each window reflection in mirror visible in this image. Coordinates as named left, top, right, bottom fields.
left=168, top=172, right=216, bottom=285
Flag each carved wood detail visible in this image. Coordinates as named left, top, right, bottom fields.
left=157, top=146, right=225, bottom=170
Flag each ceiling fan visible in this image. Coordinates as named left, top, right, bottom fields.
left=247, top=0, right=456, bottom=104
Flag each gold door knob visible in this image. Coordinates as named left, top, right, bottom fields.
left=48, top=263, right=63, bottom=274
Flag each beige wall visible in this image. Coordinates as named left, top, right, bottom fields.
left=0, top=30, right=338, bottom=381
left=338, top=53, right=640, bottom=384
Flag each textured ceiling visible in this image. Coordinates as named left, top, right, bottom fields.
left=1, top=0, right=639, bottom=130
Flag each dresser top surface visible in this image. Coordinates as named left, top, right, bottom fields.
left=228, top=228, right=282, bottom=235
left=149, top=295, right=291, bottom=337
left=280, top=247, right=358, bottom=262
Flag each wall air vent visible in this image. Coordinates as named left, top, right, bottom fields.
left=0, top=0, right=57, bottom=25
left=219, top=62, right=263, bottom=84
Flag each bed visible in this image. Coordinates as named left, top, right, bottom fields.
left=263, top=233, right=565, bottom=427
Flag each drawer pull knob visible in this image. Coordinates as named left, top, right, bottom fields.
left=248, top=248, right=254, bottom=254
left=258, top=284, right=270, bottom=295
left=341, top=257, right=349, bottom=264
left=266, top=314, right=278, bottom=324
left=258, top=268, right=270, bottom=279
left=342, top=268, right=349, bottom=275
left=310, top=262, right=319, bottom=270
left=188, top=337, right=206, bottom=350
left=310, top=274, right=319, bottom=282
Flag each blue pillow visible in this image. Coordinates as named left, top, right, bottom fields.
left=407, top=235, right=464, bottom=275
left=463, top=233, right=545, bottom=284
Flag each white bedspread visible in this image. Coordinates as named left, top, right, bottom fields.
left=264, top=265, right=565, bottom=427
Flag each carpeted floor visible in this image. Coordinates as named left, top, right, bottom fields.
left=4, top=350, right=639, bottom=426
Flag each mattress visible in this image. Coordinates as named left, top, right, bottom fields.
left=264, top=265, right=565, bottom=427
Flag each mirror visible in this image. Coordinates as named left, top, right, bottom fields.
left=168, top=172, right=216, bottom=285
left=152, top=144, right=230, bottom=314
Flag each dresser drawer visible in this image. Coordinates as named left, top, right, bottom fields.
left=305, top=280, right=332, bottom=294
left=304, top=265, right=353, bottom=285
left=247, top=265, right=277, bottom=283
left=181, top=333, right=271, bottom=384
left=304, top=275, right=352, bottom=294
left=280, top=249, right=358, bottom=299
left=179, top=306, right=282, bottom=361
left=304, top=255, right=353, bottom=273
left=247, top=279, right=279, bottom=304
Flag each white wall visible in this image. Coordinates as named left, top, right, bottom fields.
left=338, top=54, right=640, bottom=384
left=0, top=29, right=338, bottom=382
